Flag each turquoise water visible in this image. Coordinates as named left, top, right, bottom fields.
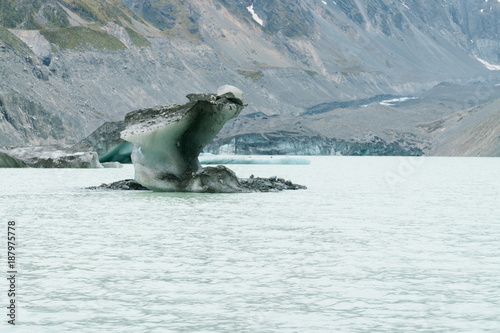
left=1, top=157, right=499, bottom=332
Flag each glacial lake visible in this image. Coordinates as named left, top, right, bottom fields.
left=1, top=156, right=499, bottom=332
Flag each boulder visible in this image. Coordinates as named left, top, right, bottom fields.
left=88, top=179, right=149, bottom=191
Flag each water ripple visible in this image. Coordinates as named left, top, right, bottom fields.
left=0, top=158, right=499, bottom=332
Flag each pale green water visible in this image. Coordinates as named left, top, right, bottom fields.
left=1, top=157, right=499, bottom=332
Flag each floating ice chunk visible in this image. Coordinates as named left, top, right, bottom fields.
left=199, top=154, right=311, bottom=165
left=121, top=89, right=246, bottom=191
left=74, top=121, right=133, bottom=163
left=101, top=162, right=123, bottom=168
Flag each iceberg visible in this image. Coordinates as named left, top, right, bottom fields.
left=117, top=85, right=306, bottom=192
left=121, top=85, right=248, bottom=192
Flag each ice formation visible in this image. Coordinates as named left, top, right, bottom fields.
left=199, top=154, right=311, bottom=165
left=476, top=57, right=500, bottom=71
left=0, top=146, right=102, bottom=168
left=74, top=121, right=132, bottom=163
left=121, top=86, right=247, bottom=192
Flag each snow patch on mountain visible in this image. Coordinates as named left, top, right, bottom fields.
left=476, top=57, right=500, bottom=70
left=246, top=4, right=264, bottom=26
left=380, top=97, right=418, bottom=106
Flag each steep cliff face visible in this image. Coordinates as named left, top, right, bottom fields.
left=0, top=0, right=499, bottom=155
left=425, top=97, right=500, bottom=157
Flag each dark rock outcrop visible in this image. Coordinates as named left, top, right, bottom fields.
left=88, top=179, right=149, bottom=191
left=240, top=175, right=307, bottom=192
left=0, top=152, right=28, bottom=168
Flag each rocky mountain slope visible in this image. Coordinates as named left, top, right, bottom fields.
left=1, top=0, right=499, bottom=155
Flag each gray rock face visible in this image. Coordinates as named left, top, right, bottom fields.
left=0, top=146, right=102, bottom=168
left=0, top=152, right=27, bottom=168
left=208, top=81, right=500, bottom=157
left=426, top=98, right=500, bottom=156
left=2, top=0, right=500, bottom=156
